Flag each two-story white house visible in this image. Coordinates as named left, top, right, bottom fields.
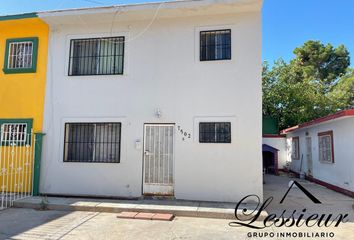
left=38, top=0, right=263, bottom=202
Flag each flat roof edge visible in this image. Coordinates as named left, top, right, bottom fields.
left=281, top=109, right=354, bottom=134
left=37, top=0, right=262, bottom=18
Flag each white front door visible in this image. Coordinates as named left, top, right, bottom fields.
left=143, top=124, right=174, bottom=195
left=306, top=137, right=313, bottom=177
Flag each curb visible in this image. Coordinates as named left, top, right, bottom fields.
left=13, top=199, right=268, bottom=221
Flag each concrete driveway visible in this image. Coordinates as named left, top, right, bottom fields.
left=0, top=174, right=353, bottom=240
left=263, top=174, right=354, bottom=221
left=0, top=208, right=256, bottom=240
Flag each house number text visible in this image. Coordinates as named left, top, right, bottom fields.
left=177, top=125, right=191, bottom=141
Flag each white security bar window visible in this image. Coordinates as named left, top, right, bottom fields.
left=200, top=29, right=231, bottom=61
left=199, top=122, right=231, bottom=143
left=63, top=123, right=121, bottom=163
left=291, top=137, right=300, bottom=160
left=68, top=37, right=125, bottom=76
left=4, top=37, right=38, bottom=74
left=318, top=131, right=334, bottom=163
left=8, top=42, right=33, bottom=69
left=0, top=123, right=27, bottom=145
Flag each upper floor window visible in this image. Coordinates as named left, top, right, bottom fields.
left=200, top=29, right=231, bottom=61
left=291, top=137, right=300, bottom=160
left=199, top=122, right=231, bottom=143
left=3, top=37, right=38, bottom=74
left=68, top=37, right=125, bottom=76
left=318, top=131, right=334, bottom=163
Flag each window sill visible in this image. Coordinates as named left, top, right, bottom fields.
left=68, top=74, right=124, bottom=77
left=3, top=68, right=36, bottom=74
left=63, top=161, right=120, bottom=164
left=200, top=58, right=232, bottom=62
left=65, top=74, right=128, bottom=80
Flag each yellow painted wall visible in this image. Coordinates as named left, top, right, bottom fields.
left=0, top=142, right=35, bottom=193
left=0, top=17, right=48, bottom=194
left=0, top=17, right=48, bottom=132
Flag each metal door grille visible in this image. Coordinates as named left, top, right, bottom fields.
left=144, top=125, right=174, bottom=186
left=0, top=127, right=35, bottom=210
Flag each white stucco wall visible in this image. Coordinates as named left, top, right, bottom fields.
left=40, top=3, right=262, bottom=202
left=262, top=137, right=287, bottom=169
left=286, top=117, right=354, bottom=193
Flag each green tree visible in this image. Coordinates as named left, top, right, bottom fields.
left=293, top=41, right=350, bottom=92
left=263, top=41, right=351, bottom=130
left=329, top=68, right=354, bottom=109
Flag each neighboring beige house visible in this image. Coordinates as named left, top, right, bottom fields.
left=38, top=0, right=263, bottom=202
left=282, top=109, right=354, bottom=197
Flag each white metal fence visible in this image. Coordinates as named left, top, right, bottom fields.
left=0, top=127, right=35, bottom=210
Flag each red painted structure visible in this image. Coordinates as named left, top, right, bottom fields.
left=282, top=109, right=354, bottom=134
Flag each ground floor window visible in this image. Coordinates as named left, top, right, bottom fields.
left=63, top=122, right=121, bottom=163
left=199, top=122, right=231, bottom=143
left=0, top=119, right=33, bottom=146
left=318, top=130, right=334, bottom=163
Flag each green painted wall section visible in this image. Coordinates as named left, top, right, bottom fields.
left=0, top=13, right=37, bottom=21
left=33, top=133, right=44, bottom=196
left=263, top=116, right=279, bottom=135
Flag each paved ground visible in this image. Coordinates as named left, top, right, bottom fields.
left=264, top=174, right=354, bottom=221
left=0, top=209, right=264, bottom=240
left=0, top=174, right=353, bottom=240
